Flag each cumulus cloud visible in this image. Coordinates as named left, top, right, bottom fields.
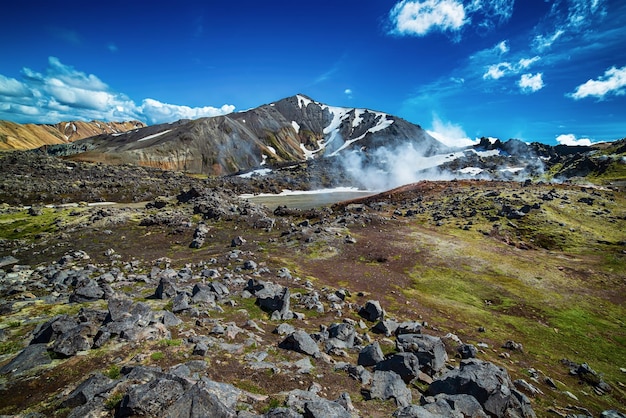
left=0, top=57, right=234, bottom=124
left=388, top=0, right=467, bottom=36
left=518, top=73, right=544, bottom=93
left=569, top=65, right=626, bottom=100
left=139, top=99, right=235, bottom=125
left=556, top=133, right=594, bottom=146
left=388, top=0, right=514, bottom=39
left=427, top=115, right=478, bottom=147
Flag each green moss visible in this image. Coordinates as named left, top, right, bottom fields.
left=150, top=351, right=164, bottom=361
left=104, top=392, right=124, bottom=410
left=104, top=364, right=120, bottom=379
left=233, top=379, right=266, bottom=395
left=159, top=338, right=183, bottom=347
left=0, top=340, right=23, bottom=355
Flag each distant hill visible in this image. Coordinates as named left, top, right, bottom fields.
left=0, top=120, right=146, bottom=151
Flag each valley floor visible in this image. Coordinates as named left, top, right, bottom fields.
left=0, top=155, right=625, bottom=417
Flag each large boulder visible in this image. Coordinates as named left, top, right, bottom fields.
left=374, top=353, right=421, bottom=384
left=164, top=380, right=237, bottom=418
left=0, top=344, right=51, bottom=375
left=119, top=376, right=187, bottom=416
left=358, top=341, right=385, bottom=367
left=325, top=322, right=356, bottom=353
left=369, top=370, right=412, bottom=407
left=279, top=330, right=320, bottom=357
left=359, top=300, right=384, bottom=322
left=429, top=359, right=536, bottom=418
left=396, top=334, right=448, bottom=375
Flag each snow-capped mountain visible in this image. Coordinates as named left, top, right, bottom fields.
left=41, top=94, right=446, bottom=175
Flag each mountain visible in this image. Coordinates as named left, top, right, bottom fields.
left=40, top=94, right=447, bottom=175
left=0, top=120, right=146, bottom=151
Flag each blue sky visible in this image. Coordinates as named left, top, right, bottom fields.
left=0, top=0, right=625, bottom=146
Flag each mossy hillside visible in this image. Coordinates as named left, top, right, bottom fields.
left=399, top=216, right=625, bottom=411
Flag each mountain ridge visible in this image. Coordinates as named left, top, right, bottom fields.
left=35, top=94, right=448, bottom=176
left=0, top=120, right=146, bottom=151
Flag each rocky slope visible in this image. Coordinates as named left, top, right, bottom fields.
left=0, top=120, right=146, bottom=151
left=0, top=153, right=625, bottom=417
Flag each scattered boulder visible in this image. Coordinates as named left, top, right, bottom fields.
left=190, top=223, right=210, bottom=248
left=457, top=343, right=478, bottom=359
left=358, top=341, right=385, bottom=367
left=374, top=353, right=421, bottom=384
left=359, top=300, right=384, bottom=322
left=368, top=370, right=412, bottom=407
left=429, top=359, right=536, bottom=417
left=61, top=373, right=117, bottom=408
left=396, top=334, right=448, bottom=374
left=279, top=330, right=320, bottom=357
left=69, top=278, right=104, bottom=302
left=0, top=344, right=51, bottom=375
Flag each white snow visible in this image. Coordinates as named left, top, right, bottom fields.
left=474, top=149, right=501, bottom=158
left=328, top=111, right=394, bottom=157
left=352, top=109, right=364, bottom=128
left=267, top=146, right=277, bottom=154
left=238, top=168, right=273, bottom=178
left=499, top=167, right=525, bottom=173
left=291, top=121, right=300, bottom=133
left=112, top=133, right=124, bottom=137
left=137, top=129, right=172, bottom=142
left=300, top=143, right=316, bottom=160
left=65, top=122, right=70, bottom=130
left=296, top=94, right=312, bottom=108
left=242, top=119, right=246, bottom=123
left=459, top=167, right=484, bottom=175
left=72, top=123, right=77, bottom=132
left=240, top=186, right=365, bottom=199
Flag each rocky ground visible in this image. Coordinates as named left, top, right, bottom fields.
left=0, top=152, right=625, bottom=417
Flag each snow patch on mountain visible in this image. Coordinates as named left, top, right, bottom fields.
left=291, top=121, right=300, bottom=133
left=138, top=129, right=171, bottom=142
left=296, top=94, right=312, bottom=109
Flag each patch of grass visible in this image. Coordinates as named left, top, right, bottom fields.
left=159, top=338, right=183, bottom=347
left=150, top=352, right=164, bottom=361
left=105, top=364, right=121, bottom=379
left=0, top=340, right=23, bottom=355
left=260, top=397, right=283, bottom=414
left=233, top=379, right=266, bottom=395
left=104, top=392, right=124, bottom=410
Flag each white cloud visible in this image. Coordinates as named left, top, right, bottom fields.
left=495, top=40, right=509, bottom=54
left=0, top=57, right=235, bottom=124
left=467, top=0, right=515, bottom=27
left=0, top=75, right=30, bottom=97
left=518, top=73, right=544, bottom=93
left=570, top=65, right=626, bottom=100
left=532, top=29, right=565, bottom=52
left=556, top=133, right=594, bottom=146
left=427, top=115, right=479, bottom=147
left=139, top=99, right=235, bottom=125
left=483, top=62, right=512, bottom=80
left=518, top=56, right=540, bottom=69
left=344, top=89, right=352, bottom=95
left=389, top=0, right=467, bottom=36
left=388, top=0, right=515, bottom=39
